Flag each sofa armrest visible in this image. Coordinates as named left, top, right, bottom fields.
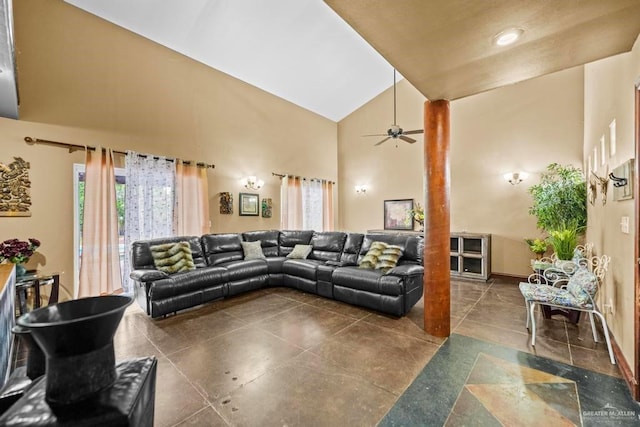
left=385, top=264, right=423, bottom=277
left=325, top=260, right=357, bottom=267
left=130, top=269, right=169, bottom=282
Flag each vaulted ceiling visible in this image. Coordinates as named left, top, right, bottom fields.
left=2, top=1, right=640, bottom=122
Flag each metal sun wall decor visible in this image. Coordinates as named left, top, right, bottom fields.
left=0, top=157, right=32, bottom=216
left=219, top=192, right=233, bottom=214
left=262, top=198, right=273, bottom=218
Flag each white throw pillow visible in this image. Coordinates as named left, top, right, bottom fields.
left=241, top=240, right=266, bottom=260
left=286, top=244, right=313, bottom=259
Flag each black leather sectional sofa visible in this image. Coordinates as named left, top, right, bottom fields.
left=130, top=230, right=424, bottom=319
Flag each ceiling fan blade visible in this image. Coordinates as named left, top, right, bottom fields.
left=362, top=133, right=388, bottom=137
left=374, top=137, right=391, bottom=146
left=399, top=135, right=416, bottom=144
left=402, top=129, right=424, bottom=135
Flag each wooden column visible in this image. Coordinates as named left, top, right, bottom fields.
left=423, top=100, right=451, bottom=337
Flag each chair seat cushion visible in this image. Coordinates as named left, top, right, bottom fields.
left=519, top=282, right=593, bottom=309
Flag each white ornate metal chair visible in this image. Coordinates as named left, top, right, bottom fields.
left=519, top=254, right=614, bottom=364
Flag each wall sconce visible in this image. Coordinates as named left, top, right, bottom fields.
left=355, top=185, right=367, bottom=194
left=503, top=172, right=528, bottom=185
left=243, top=176, right=264, bottom=190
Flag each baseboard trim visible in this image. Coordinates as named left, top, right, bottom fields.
left=612, top=334, right=639, bottom=400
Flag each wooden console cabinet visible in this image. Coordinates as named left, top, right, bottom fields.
left=450, top=233, right=491, bottom=281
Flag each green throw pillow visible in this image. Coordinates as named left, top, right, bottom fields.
left=150, top=241, right=195, bottom=274
left=287, top=244, right=313, bottom=259
left=375, top=245, right=403, bottom=273
left=242, top=240, right=266, bottom=260
left=358, top=241, right=388, bottom=269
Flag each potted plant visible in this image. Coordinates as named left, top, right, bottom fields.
left=547, top=222, right=582, bottom=261
left=525, top=238, right=548, bottom=260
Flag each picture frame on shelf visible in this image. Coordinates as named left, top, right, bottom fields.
left=383, top=199, right=413, bottom=230
left=239, top=193, right=259, bottom=216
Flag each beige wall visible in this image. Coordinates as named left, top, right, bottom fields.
left=0, top=0, right=337, bottom=297
left=583, top=36, right=640, bottom=373
left=338, top=68, right=585, bottom=277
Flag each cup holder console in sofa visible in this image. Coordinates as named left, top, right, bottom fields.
left=130, top=230, right=424, bottom=318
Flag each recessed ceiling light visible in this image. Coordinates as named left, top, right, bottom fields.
left=494, top=28, right=524, bottom=46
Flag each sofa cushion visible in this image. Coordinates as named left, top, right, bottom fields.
left=308, top=232, right=347, bottom=262
left=359, top=233, right=423, bottom=265
left=340, top=233, right=364, bottom=265
left=279, top=230, right=314, bottom=256
left=332, top=266, right=404, bottom=296
left=287, top=244, right=313, bottom=259
left=283, top=259, right=324, bottom=281
left=202, top=233, right=244, bottom=266
left=150, top=242, right=195, bottom=274
left=359, top=241, right=387, bottom=269
left=241, top=240, right=266, bottom=260
left=218, top=259, right=269, bottom=281
left=150, top=267, right=228, bottom=299
left=242, top=230, right=280, bottom=257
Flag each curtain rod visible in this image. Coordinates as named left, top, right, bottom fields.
left=24, top=137, right=215, bottom=169
left=271, top=172, right=335, bottom=184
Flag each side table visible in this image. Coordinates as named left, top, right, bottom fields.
left=15, top=273, right=60, bottom=317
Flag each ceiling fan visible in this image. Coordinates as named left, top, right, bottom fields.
left=363, top=69, right=424, bottom=146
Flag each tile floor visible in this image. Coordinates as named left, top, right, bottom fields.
left=15, top=277, right=623, bottom=426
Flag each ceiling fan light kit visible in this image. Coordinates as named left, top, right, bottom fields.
left=363, top=69, right=423, bottom=146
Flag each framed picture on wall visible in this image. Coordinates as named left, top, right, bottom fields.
left=384, top=199, right=414, bottom=230
left=239, top=193, right=259, bottom=216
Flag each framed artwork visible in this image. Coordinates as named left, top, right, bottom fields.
left=239, top=193, right=259, bottom=216
left=219, top=192, right=233, bottom=214
left=384, top=199, right=413, bottom=230
left=261, top=197, right=273, bottom=218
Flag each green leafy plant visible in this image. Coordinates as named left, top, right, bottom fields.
left=547, top=223, right=581, bottom=260
left=525, top=238, right=548, bottom=255
left=528, top=163, right=587, bottom=232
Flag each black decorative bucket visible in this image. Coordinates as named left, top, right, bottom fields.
left=11, top=325, right=45, bottom=380
left=16, top=295, right=132, bottom=405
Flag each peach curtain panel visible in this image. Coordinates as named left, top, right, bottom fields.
left=175, top=162, right=211, bottom=235
left=78, top=148, right=123, bottom=297
left=322, top=180, right=335, bottom=231
left=280, top=175, right=303, bottom=230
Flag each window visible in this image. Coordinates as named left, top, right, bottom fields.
left=73, top=164, right=126, bottom=292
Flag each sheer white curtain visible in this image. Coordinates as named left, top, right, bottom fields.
left=122, top=152, right=175, bottom=293
left=281, top=175, right=334, bottom=231
left=302, top=179, right=323, bottom=231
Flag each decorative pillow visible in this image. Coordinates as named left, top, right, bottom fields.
left=242, top=240, right=266, bottom=260
left=376, top=244, right=403, bottom=273
left=358, top=241, right=388, bottom=269
left=150, top=241, right=195, bottom=274
left=287, top=244, right=313, bottom=259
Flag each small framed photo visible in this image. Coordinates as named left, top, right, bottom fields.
left=239, top=193, right=259, bottom=216
left=384, top=199, right=414, bottom=230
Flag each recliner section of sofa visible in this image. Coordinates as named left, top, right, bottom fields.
left=130, top=230, right=424, bottom=318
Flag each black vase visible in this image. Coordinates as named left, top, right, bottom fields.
left=16, top=295, right=133, bottom=405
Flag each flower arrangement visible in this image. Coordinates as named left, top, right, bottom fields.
left=408, top=203, right=425, bottom=226
left=0, top=238, right=40, bottom=264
